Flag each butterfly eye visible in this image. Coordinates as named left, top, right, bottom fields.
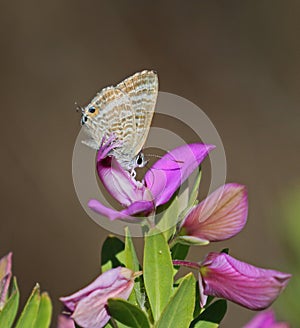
left=88, top=107, right=96, bottom=113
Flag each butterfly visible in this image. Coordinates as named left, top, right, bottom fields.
left=79, top=70, right=158, bottom=176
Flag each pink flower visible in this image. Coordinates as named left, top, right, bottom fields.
left=243, top=310, right=290, bottom=328
left=179, top=183, right=248, bottom=244
left=60, top=267, right=136, bottom=328
left=89, top=137, right=215, bottom=221
left=57, top=315, right=76, bottom=328
left=0, top=252, right=12, bottom=309
left=199, top=252, right=291, bottom=310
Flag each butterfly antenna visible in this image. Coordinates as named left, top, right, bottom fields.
left=144, top=153, right=184, bottom=173
left=146, top=153, right=184, bottom=164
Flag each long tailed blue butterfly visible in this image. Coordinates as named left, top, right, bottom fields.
left=79, top=70, right=158, bottom=175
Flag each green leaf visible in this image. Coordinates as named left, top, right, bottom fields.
left=190, top=300, right=227, bottom=328
left=193, top=281, right=201, bottom=318
left=193, top=286, right=217, bottom=320
left=101, top=235, right=125, bottom=272
left=156, top=196, right=179, bottom=242
left=0, top=277, right=19, bottom=328
left=143, top=229, right=173, bottom=322
left=107, top=320, right=131, bottom=328
left=191, top=321, right=216, bottom=328
left=188, top=169, right=202, bottom=207
left=155, top=273, right=195, bottom=328
left=171, top=243, right=190, bottom=261
left=108, top=298, right=150, bottom=328
left=124, top=228, right=143, bottom=307
left=171, top=243, right=190, bottom=276
left=15, top=284, right=41, bottom=328
left=34, top=292, right=52, bottom=328
left=114, top=321, right=132, bottom=328
left=176, top=169, right=202, bottom=227
left=124, top=228, right=140, bottom=272
left=177, top=182, right=189, bottom=212
left=221, top=248, right=229, bottom=255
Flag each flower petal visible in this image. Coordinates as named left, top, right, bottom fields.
left=97, top=144, right=149, bottom=207
left=145, top=143, right=215, bottom=206
left=198, top=272, right=208, bottom=308
left=88, top=199, right=154, bottom=221
left=121, top=200, right=155, bottom=217
left=88, top=199, right=135, bottom=221
left=71, top=290, right=109, bottom=328
left=243, top=310, right=290, bottom=328
left=57, top=315, right=76, bottom=328
left=0, top=252, right=12, bottom=309
left=180, top=183, right=247, bottom=242
left=200, top=252, right=291, bottom=310
left=60, top=267, right=135, bottom=328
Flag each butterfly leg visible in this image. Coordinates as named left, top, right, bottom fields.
left=130, top=169, right=137, bottom=179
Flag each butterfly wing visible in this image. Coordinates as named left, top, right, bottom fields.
left=116, top=70, right=158, bottom=156
left=82, top=86, right=136, bottom=162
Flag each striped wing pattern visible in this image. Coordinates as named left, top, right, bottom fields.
left=82, top=70, right=158, bottom=170
left=116, top=70, right=158, bottom=155
left=83, top=87, right=135, bottom=156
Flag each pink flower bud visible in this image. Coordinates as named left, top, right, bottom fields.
left=60, top=267, right=136, bottom=328
left=243, top=310, right=290, bottom=328
left=180, top=184, right=247, bottom=243
left=57, top=315, right=76, bottom=328
left=199, top=252, right=291, bottom=310
left=0, top=252, right=12, bottom=309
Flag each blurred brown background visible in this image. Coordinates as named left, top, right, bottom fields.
left=0, top=1, right=299, bottom=327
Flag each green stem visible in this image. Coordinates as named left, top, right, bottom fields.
left=172, top=260, right=200, bottom=270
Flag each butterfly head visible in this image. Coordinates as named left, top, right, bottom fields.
left=80, top=105, right=99, bottom=126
